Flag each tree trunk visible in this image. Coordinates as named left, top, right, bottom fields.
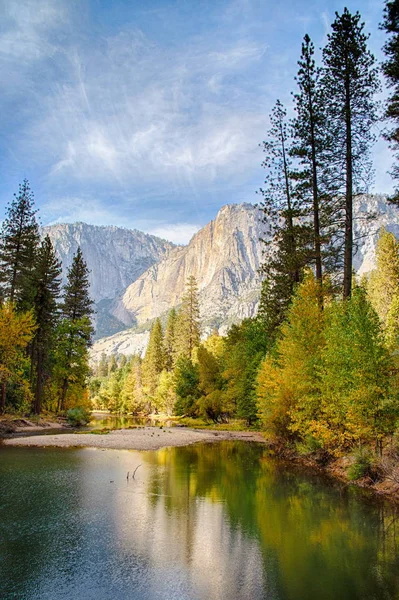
left=343, top=74, right=353, bottom=300
left=33, top=350, right=43, bottom=415
left=59, top=378, right=68, bottom=413
left=0, top=382, right=6, bottom=414
left=308, top=87, right=323, bottom=308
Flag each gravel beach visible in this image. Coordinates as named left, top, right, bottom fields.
left=2, top=427, right=266, bottom=451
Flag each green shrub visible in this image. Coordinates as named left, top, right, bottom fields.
left=66, top=407, right=91, bottom=427
left=347, top=449, right=372, bottom=481
left=295, top=435, right=323, bottom=456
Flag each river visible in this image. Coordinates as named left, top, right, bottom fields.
left=0, top=441, right=398, bottom=600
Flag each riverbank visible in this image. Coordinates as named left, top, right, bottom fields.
left=0, top=416, right=69, bottom=436
left=2, top=426, right=266, bottom=450
left=269, top=443, right=399, bottom=502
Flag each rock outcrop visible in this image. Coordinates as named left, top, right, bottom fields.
left=42, top=222, right=175, bottom=337
left=111, top=203, right=266, bottom=332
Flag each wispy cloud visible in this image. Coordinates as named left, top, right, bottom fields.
left=0, top=0, right=393, bottom=232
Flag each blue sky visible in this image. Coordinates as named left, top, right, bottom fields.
left=0, top=0, right=390, bottom=243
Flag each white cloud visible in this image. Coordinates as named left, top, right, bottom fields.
left=40, top=195, right=201, bottom=244
left=147, top=223, right=201, bottom=245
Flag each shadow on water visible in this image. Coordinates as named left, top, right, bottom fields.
left=0, top=441, right=398, bottom=600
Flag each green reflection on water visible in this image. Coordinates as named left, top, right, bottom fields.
left=0, top=442, right=398, bottom=600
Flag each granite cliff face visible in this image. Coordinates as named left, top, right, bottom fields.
left=42, top=222, right=175, bottom=338
left=110, top=203, right=266, bottom=333
left=92, top=194, right=399, bottom=357
left=44, top=196, right=399, bottom=357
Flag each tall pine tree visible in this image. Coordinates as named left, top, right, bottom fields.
left=175, top=276, right=201, bottom=359
left=57, top=247, right=94, bottom=411
left=381, top=0, right=399, bottom=202
left=30, top=236, right=62, bottom=414
left=291, top=35, right=337, bottom=293
left=258, top=100, right=312, bottom=334
left=142, top=318, right=165, bottom=401
left=0, top=180, right=40, bottom=307
left=321, top=9, right=379, bottom=299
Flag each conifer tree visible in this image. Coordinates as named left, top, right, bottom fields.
left=175, top=276, right=201, bottom=358
left=164, top=307, right=178, bottom=370
left=381, top=0, right=399, bottom=202
left=120, top=355, right=144, bottom=414
left=57, top=247, right=94, bottom=411
left=30, top=236, right=62, bottom=414
left=259, top=101, right=312, bottom=333
left=0, top=180, right=40, bottom=307
left=321, top=9, right=379, bottom=299
left=291, top=34, right=336, bottom=290
left=142, top=318, right=165, bottom=399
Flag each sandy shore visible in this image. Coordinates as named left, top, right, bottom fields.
left=2, top=427, right=266, bottom=451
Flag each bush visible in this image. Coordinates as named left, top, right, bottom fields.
left=347, top=449, right=372, bottom=481
left=66, top=407, right=91, bottom=427
left=295, top=435, right=323, bottom=456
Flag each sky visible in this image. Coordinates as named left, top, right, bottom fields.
left=0, top=0, right=390, bottom=244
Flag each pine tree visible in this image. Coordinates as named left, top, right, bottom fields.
left=142, top=318, right=165, bottom=400
left=30, top=236, right=62, bottom=414
left=381, top=0, right=399, bottom=202
left=61, top=247, right=94, bottom=323
left=175, top=276, right=201, bottom=358
left=0, top=180, right=40, bottom=307
left=120, top=355, right=144, bottom=414
left=291, top=35, right=337, bottom=292
left=258, top=100, right=312, bottom=333
left=164, top=308, right=178, bottom=370
left=321, top=9, right=379, bottom=299
left=58, top=247, right=94, bottom=411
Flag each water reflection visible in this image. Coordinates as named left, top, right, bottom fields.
left=0, top=442, right=398, bottom=600
left=89, top=413, right=175, bottom=430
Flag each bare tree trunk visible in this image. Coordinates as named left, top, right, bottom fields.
left=0, top=382, right=6, bottom=414
left=343, top=74, right=353, bottom=300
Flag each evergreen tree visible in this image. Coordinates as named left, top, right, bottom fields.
left=223, top=318, right=268, bottom=425
left=174, top=356, right=200, bottom=416
left=120, top=355, right=144, bottom=414
left=61, top=247, right=94, bottom=322
left=321, top=9, right=379, bottom=299
left=0, top=180, right=40, bottom=307
left=58, top=247, right=94, bottom=411
left=142, top=318, right=165, bottom=400
left=381, top=0, right=399, bottom=202
left=164, top=307, right=178, bottom=370
left=98, top=353, right=108, bottom=378
left=30, top=236, right=62, bottom=414
left=291, top=34, right=337, bottom=291
left=175, top=276, right=201, bottom=358
left=259, top=100, right=312, bottom=334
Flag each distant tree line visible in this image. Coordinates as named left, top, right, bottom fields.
left=0, top=180, right=93, bottom=415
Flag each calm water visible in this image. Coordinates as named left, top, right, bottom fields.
left=0, top=442, right=398, bottom=600
left=89, top=414, right=175, bottom=429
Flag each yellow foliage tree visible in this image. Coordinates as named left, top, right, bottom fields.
left=257, top=273, right=324, bottom=440
left=0, top=302, right=36, bottom=413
